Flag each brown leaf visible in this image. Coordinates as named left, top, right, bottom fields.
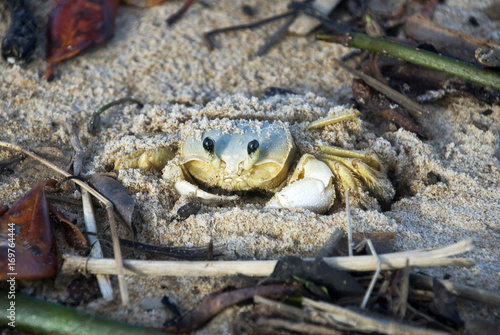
left=49, top=203, right=89, bottom=252
left=0, top=206, right=8, bottom=217
left=45, top=0, right=119, bottom=81
left=86, top=174, right=135, bottom=236
left=0, top=179, right=59, bottom=280
left=162, top=284, right=302, bottom=333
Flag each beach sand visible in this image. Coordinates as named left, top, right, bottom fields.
left=0, top=0, right=499, bottom=333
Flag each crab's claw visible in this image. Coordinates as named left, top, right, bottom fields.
left=265, top=154, right=335, bottom=214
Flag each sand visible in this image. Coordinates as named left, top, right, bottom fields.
left=0, top=0, right=499, bottom=333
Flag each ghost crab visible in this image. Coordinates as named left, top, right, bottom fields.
left=115, top=110, right=392, bottom=214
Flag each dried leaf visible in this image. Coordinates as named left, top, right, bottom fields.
left=0, top=206, right=8, bottom=217
left=0, top=179, right=59, bottom=280
left=49, top=204, right=88, bottom=252
left=86, top=174, right=135, bottom=236
left=45, top=0, right=119, bottom=80
left=162, top=284, right=302, bottom=333
left=271, top=256, right=365, bottom=298
left=430, top=278, right=464, bottom=330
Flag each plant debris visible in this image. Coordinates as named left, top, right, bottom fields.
left=85, top=174, right=136, bottom=237
left=1, top=0, right=37, bottom=64
left=162, top=284, right=303, bottom=333
left=45, top=0, right=119, bottom=81
left=0, top=179, right=88, bottom=280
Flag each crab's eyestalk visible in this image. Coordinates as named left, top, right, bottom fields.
left=243, top=139, right=260, bottom=170
left=203, top=136, right=221, bottom=168
left=203, top=137, right=215, bottom=158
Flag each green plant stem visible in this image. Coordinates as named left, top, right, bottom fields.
left=0, top=289, right=168, bottom=335
left=318, top=32, right=500, bottom=91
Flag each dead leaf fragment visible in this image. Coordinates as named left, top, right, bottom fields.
left=163, top=284, right=302, bottom=333
left=45, top=0, right=119, bottom=80
left=86, top=174, right=135, bottom=236
left=0, top=179, right=59, bottom=280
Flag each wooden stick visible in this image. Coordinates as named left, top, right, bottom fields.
left=61, top=239, right=475, bottom=276
left=302, top=297, right=448, bottom=335
left=410, top=273, right=500, bottom=307
left=61, top=122, right=114, bottom=301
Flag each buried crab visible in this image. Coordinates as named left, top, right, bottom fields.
left=115, top=109, right=393, bottom=214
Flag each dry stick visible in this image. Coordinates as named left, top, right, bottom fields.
left=255, top=13, right=297, bottom=56
left=406, top=304, right=457, bottom=334
left=256, top=317, right=343, bottom=335
left=61, top=122, right=113, bottom=300
left=61, top=239, right=475, bottom=276
left=0, top=141, right=129, bottom=306
left=360, top=239, right=381, bottom=309
left=318, top=32, right=500, bottom=91
left=410, top=273, right=500, bottom=307
left=82, top=190, right=113, bottom=300
left=60, top=122, right=84, bottom=175
left=302, top=297, right=448, bottom=335
left=333, top=59, right=426, bottom=118
left=62, top=255, right=474, bottom=276
left=203, top=11, right=296, bottom=50
left=346, top=189, right=353, bottom=257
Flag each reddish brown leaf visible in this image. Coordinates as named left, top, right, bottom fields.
left=49, top=203, right=88, bottom=252
left=162, top=284, right=302, bottom=333
left=45, top=0, right=119, bottom=80
left=0, top=206, right=8, bottom=217
left=0, top=179, right=59, bottom=280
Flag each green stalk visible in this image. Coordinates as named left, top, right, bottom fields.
left=318, top=32, right=500, bottom=91
left=0, top=289, right=169, bottom=335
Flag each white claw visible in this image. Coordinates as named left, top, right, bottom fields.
left=265, top=155, right=335, bottom=214
left=265, top=178, right=335, bottom=213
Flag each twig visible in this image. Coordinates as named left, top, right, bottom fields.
left=318, top=32, right=500, bottom=91
left=332, top=59, right=426, bottom=117
left=61, top=122, right=114, bottom=300
left=361, top=239, right=381, bottom=309
left=0, top=141, right=129, bottom=306
left=256, top=317, right=342, bottom=335
left=255, top=13, right=297, bottom=56
left=60, top=122, right=84, bottom=175
left=203, top=11, right=296, bottom=50
left=0, top=289, right=166, bottom=335
left=302, top=297, right=448, bottom=335
left=410, top=273, right=500, bottom=307
left=166, top=0, right=196, bottom=26
left=82, top=190, right=113, bottom=300
left=61, top=239, right=475, bottom=276
left=346, top=189, right=353, bottom=257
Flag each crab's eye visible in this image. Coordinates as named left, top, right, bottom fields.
left=203, top=137, right=215, bottom=154
left=247, top=139, right=259, bottom=155
left=243, top=139, right=260, bottom=171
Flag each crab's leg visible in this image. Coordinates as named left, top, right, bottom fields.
left=164, top=165, right=239, bottom=203
left=320, top=144, right=383, bottom=171
left=114, top=147, right=174, bottom=172
left=174, top=180, right=239, bottom=203
left=265, top=154, right=335, bottom=214
left=318, top=152, right=392, bottom=198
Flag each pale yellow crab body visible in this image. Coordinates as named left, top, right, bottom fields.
left=116, top=113, right=392, bottom=214
left=180, top=120, right=295, bottom=192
